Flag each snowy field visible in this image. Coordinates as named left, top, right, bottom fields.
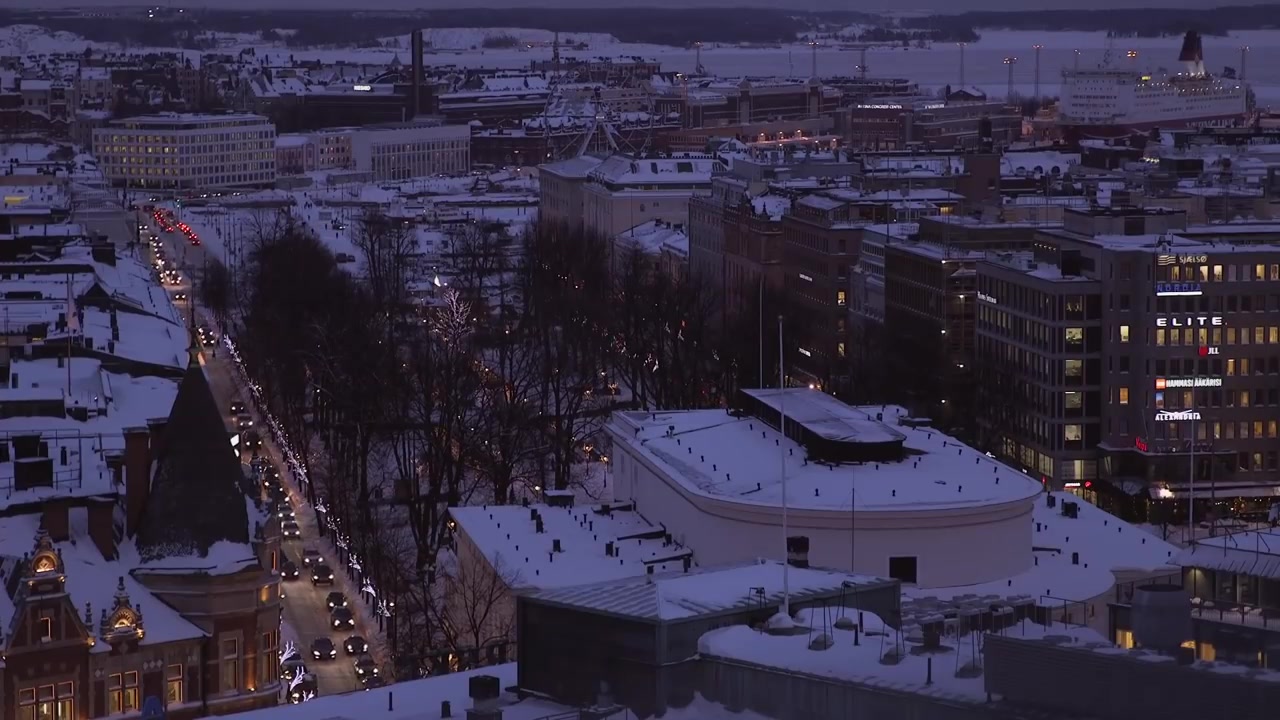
left=2, top=24, right=1278, bottom=104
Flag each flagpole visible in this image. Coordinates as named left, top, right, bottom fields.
left=779, top=314, right=789, bottom=616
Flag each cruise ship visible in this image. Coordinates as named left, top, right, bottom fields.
left=1057, top=31, right=1248, bottom=141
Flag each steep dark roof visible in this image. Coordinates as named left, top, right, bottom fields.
left=136, top=358, right=252, bottom=562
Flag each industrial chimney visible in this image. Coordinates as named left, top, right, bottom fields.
left=1178, top=30, right=1205, bottom=76
left=410, top=29, right=425, bottom=118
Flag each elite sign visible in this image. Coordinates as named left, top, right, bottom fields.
left=1156, top=316, right=1223, bottom=327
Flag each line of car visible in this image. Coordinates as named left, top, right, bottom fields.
left=149, top=206, right=201, bottom=247
left=244, top=413, right=384, bottom=701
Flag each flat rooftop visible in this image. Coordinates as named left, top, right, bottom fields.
left=611, top=398, right=1043, bottom=513
left=910, top=491, right=1179, bottom=603
left=700, top=606, right=1104, bottom=705
left=528, top=559, right=893, bottom=621
left=449, top=502, right=693, bottom=590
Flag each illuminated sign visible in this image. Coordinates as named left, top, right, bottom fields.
left=1156, top=316, right=1223, bottom=327
left=1198, top=346, right=1221, bottom=356
left=1157, top=254, right=1208, bottom=265
left=352, top=84, right=373, bottom=91
left=1155, top=282, right=1202, bottom=297
left=798, top=272, right=813, bottom=282
left=1134, top=437, right=1149, bottom=452
left=978, top=292, right=998, bottom=304
left=1156, top=377, right=1222, bottom=389
left=1155, top=410, right=1201, bottom=422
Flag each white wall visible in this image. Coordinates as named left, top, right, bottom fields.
left=608, top=427, right=1034, bottom=589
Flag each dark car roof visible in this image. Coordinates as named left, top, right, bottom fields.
left=312, top=637, right=334, bottom=647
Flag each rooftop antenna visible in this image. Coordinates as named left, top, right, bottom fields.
left=778, top=314, right=790, bottom=617
left=1074, top=49, right=1081, bottom=72
left=857, top=47, right=868, bottom=80
left=694, top=41, right=706, bottom=76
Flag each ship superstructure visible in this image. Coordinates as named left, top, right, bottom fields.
left=1057, top=31, right=1247, bottom=140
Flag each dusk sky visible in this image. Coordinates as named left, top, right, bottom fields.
left=2, top=0, right=1276, bottom=10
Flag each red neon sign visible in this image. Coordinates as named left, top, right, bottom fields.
left=1135, top=437, right=1149, bottom=452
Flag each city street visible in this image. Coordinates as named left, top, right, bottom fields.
left=147, top=213, right=373, bottom=697
left=93, top=200, right=377, bottom=699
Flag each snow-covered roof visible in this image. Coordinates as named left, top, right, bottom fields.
left=539, top=154, right=605, bottom=179
left=700, top=606, right=1104, bottom=704
left=609, top=398, right=1043, bottom=513
left=220, top=663, right=575, bottom=720
left=528, top=559, right=892, bottom=621
left=589, top=154, right=724, bottom=186
left=0, top=513, right=205, bottom=648
left=615, top=220, right=688, bottom=257
left=0, top=360, right=178, bottom=510
left=450, top=502, right=693, bottom=590
left=911, top=491, right=1179, bottom=603
left=1175, top=529, right=1280, bottom=581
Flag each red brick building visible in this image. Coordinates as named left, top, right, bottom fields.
left=0, top=351, right=281, bottom=720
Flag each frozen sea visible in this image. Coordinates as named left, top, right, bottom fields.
left=2, top=25, right=1277, bottom=106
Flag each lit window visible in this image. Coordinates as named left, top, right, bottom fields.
left=1119, top=387, right=1129, bottom=405
left=109, top=673, right=139, bottom=714
left=1119, top=325, right=1130, bottom=343
left=167, top=665, right=184, bottom=705
left=1064, top=425, right=1083, bottom=442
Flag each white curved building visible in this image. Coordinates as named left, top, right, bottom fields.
left=606, top=388, right=1045, bottom=589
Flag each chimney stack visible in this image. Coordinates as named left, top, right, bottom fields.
left=123, top=426, right=152, bottom=536
left=88, top=501, right=117, bottom=559
left=466, top=675, right=502, bottom=720
left=410, top=29, right=425, bottom=119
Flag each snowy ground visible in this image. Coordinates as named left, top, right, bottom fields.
left=5, top=25, right=1279, bottom=104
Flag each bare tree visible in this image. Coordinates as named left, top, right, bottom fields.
left=431, top=550, right=521, bottom=653
left=351, top=208, right=417, bottom=308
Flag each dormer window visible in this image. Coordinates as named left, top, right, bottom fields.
left=39, top=615, right=52, bottom=642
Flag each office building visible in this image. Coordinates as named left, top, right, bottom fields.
left=350, top=123, right=470, bottom=181
left=976, top=207, right=1280, bottom=519
left=93, top=113, right=276, bottom=189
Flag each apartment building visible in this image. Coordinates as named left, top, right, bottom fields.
left=882, top=240, right=983, bottom=436
left=538, top=155, right=606, bottom=230
left=93, top=113, right=276, bottom=189
left=349, top=122, right=470, bottom=181
left=975, top=206, right=1280, bottom=520
left=582, top=154, right=725, bottom=238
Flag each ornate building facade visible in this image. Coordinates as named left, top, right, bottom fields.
left=0, top=350, right=281, bottom=720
